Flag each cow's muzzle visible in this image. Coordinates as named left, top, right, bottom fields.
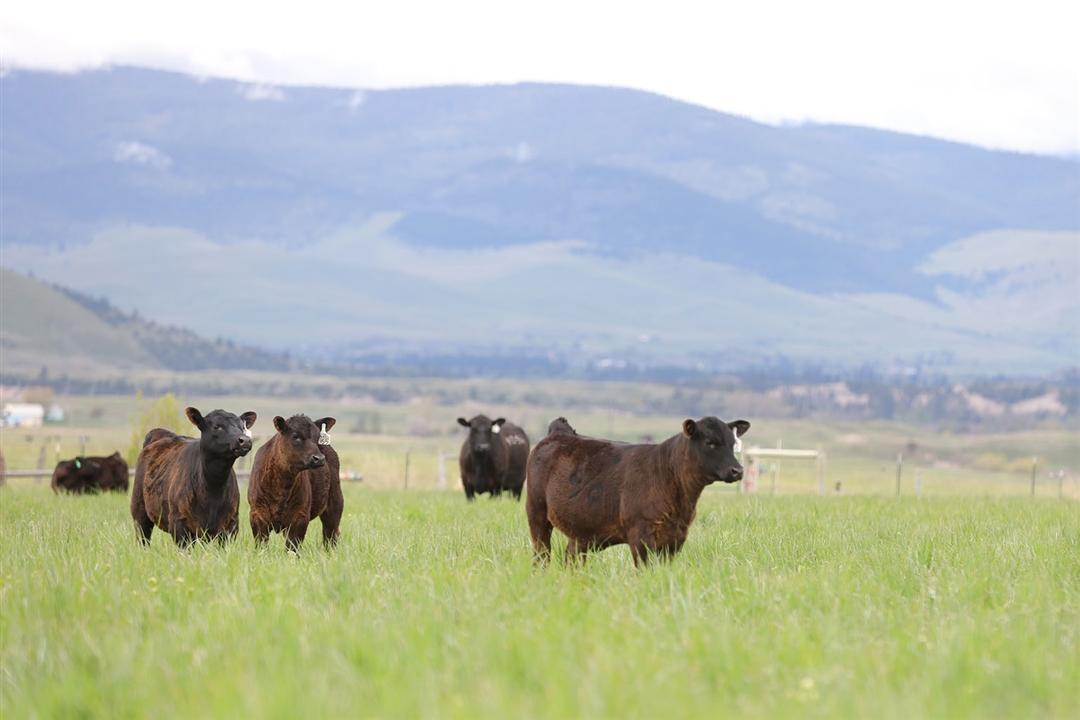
left=233, top=437, right=252, bottom=456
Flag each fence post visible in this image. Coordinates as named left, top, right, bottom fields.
left=895, top=452, right=903, bottom=497
left=773, top=440, right=782, bottom=495
left=437, top=450, right=447, bottom=490
left=404, top=450, right=410, bottom=490
left=1059, top=471, right=1065, bottom=500
left=915, top=469, right=922, bottom=497
left=1030, top=456, right=1037, bottom=497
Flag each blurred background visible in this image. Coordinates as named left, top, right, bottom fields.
left=1, top=0, right=1077, bottom=494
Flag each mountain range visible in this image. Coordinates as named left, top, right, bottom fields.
left=1, top=65, right=1077, bottom=375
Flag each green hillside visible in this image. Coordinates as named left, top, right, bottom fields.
left=0, top=268, right=160, bottom=375
left=0, top=268, right=290, bottom=379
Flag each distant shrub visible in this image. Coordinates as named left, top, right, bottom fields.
left=126, top=392, right=186, bottom=465
left=972, top=452, right=1009, bottom=472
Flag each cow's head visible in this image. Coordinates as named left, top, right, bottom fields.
left=547, top=416, right=577, bottom=436
left=457, top=414, right=505, bottom=456
left=186, top=407, right=257, bottom=458
left=681, top=416, right=750, bottom=484
left=272, top=415, right=336, bottom=471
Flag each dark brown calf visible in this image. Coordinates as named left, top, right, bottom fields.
left=526, top=415, right=749, bottom=566
left=88, top=452, right=129, bottom=492
left=51, top=457, right=104, bottom=494
left=248, top=415, right=343, bottom=550
left=130, top=407, right=256, bottom=546
left=457, top=415, right=530, bottom=500
left=52, top=452, right=129, bottom=493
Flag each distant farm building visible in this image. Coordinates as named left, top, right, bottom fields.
left=2, top=403, right=45, bottom=427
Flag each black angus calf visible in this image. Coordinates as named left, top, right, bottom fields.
left=457, top=414, right=530, bottom=500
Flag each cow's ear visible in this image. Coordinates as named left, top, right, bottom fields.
left=241, top=411, right=257, bottom=429
left=314, top=417, right=336, bottom=432
left=186, top=407, right=206, bottom=431
left=682, top=419, right=697, bottom=437
left=728, top=420, right=750, bottom=437
left=457, top=417, right=470, bottom=428
left=273, top=416, right=287, bottom=433
left=494, top=418, right=506, bottom=426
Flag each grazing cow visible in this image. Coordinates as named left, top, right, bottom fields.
left=130, top=407, right=256, bottom=546
left=526, top=415, right=750, bottom=566
left=88, top=452, right=129, bottom=492
left=52, top=452, right=129, bottom=494
left=51, top=457, right=104, bottom=494
left=457, top=414, right=530, bottom=500
left=248, top=415, right=343, bottom=550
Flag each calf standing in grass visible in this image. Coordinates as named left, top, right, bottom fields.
left=248, top=415, right=343, bottom=550
left=130, top=407, right=256, bottom=546
left=458, top=415, right=530, bottom=500
left=526, top=415, right=750, bottom=565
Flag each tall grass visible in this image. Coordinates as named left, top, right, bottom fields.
left=1, top=486, right=1076, bottom=718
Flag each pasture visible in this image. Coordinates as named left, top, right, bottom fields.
left=1, top=486, right=1077, bottom=718
left=4, top=391, right=1078, bottom=498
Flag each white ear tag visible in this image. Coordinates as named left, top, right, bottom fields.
left=491, top=424, right=501, bottom=434
left=243, top=426, right=252, bottom=439
left=318, top=423, right=331, bottom=445
left=733, top=433, right=742, bottom=454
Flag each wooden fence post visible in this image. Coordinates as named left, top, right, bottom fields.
left=1030, top=456, right=1037, bottom=497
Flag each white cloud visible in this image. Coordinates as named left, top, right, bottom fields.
left=113, top=140, right=172, bottom=168
left=509, top=142, right=535, bottom=163
left=237, top=82, right=285, bottom=101
left=0, top=0, right=1077, bottom=154
left=345, top=89, right=366, bottom=111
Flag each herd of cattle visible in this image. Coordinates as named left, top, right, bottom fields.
left=46, top=407, right=750, bottom=564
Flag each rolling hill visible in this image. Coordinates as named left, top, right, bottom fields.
left=1, top=66, right=1077, bottom=374
left=0, top=268, right=290, bottom=379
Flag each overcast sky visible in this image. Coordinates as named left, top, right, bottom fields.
left=2, top=0, right=1077, bottom=155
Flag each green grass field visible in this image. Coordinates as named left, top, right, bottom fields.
left=1, top=486, right=1077, bottom=718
